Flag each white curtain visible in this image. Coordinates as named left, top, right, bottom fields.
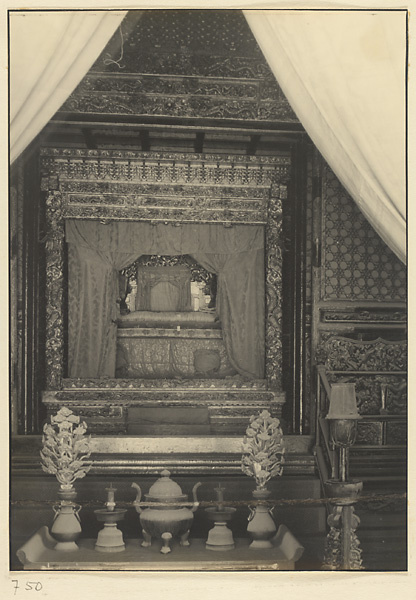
left=10, top=10, right=128, bottom=164
left=245, top=10, right=406, bottom=263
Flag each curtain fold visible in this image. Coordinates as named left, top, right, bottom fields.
left=10, top=10, right=128, bottom=163
left=244, top=10, right=406, bottom=263
left=66, top=220, right=264, bottom=379
left=193, top=251, right=265, bottom=379
left=68, top=243, right=139, bottom=378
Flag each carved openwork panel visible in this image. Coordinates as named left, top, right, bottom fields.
left=266, top=184, right=286, bottom=391
left=321, top=164, right=406, bottom=301
left=42, top=149, right=287, bottom=394
left=327, top=373, right=407, bottom=416
left=317, top=336, right=407, bottom=373
left=318, top=335, right=407, bottom=446
left=354, top=420, right=407, bottom=446
left=41, top=149, right=290, bottom=225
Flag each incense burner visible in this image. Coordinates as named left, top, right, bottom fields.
left=132, top=470, right=201, bottom=554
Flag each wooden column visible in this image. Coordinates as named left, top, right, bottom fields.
left=287, top=139, right=308, bottom=434
left=19, top=150, right=43, bottom=433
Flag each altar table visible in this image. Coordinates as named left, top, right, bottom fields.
left=17, top=525, right=304, bottom=571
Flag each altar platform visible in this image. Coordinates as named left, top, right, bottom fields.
left=42, top=378, right=285, bottom=435
left=17, top=525, right=304, bottom=571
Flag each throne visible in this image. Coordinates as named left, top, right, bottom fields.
left=135, top=265, right=192, bottom=312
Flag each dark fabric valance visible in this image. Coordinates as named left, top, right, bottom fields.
left=65, top=220, right=264, bottom=254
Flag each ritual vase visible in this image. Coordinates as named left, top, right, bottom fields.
left=247, top=488, right=276, bottom=549
left=50, top=489, right=82, bottom=552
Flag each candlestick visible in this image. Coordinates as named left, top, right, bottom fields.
left=106, top=483, right=116, bottom=512
left=214, top=483, right=225, bottom=511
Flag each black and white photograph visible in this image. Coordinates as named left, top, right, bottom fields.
left=7, top=3, right=410, bottom=591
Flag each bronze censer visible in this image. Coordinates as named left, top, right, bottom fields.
left=132, top=470, right=201, bottom=554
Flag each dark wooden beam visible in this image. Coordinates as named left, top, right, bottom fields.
left=246, top=134, right=260, bottom=156
left=194, top=132, right=205, bottom=153
left=139, top=130, right=150, bottom=151
left=81, top=128, right=97, bottom=149
left=51, top=112, right=306, bottom=134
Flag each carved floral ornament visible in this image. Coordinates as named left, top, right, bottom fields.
left=241, top=410, right=285, bottom=489
left=40, top=407, right=92, bottom=490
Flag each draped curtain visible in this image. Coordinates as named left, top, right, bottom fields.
left=193, top=251, right=265, bottom=379
left=66, top=220, right=265, bottom=380
left=10, top=10, right=128, bottom=163
left=245, top=10, right=406, bottom=263
left=68, top=244, right=139, bottom=378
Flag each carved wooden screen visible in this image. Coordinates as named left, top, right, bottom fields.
left=40, top=149, right=290, bottom=430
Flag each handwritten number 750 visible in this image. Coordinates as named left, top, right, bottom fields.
left=12, top=581, right=43, bottom=595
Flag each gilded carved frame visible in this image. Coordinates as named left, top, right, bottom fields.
left=41, top=149, right=290, bottom=393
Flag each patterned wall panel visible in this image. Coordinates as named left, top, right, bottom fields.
left=62, top=10, right=298, bottom=124
left=321, top=164, right=406, bottom=302
left=93, top=10, right=269, bottom=75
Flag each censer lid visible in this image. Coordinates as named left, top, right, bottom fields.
left=146, top=470, right=186, bottom=502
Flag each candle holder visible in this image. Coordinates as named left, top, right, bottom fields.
left=323, top=383, right=363, bottom=570
left=94, top=484, right=127, bottom=553
left=205, top=484, right=236, bottom=551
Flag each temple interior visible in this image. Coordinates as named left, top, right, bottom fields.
left=9, top=9, right=407, bottom=572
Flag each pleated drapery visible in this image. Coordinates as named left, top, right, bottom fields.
left=244, top=10, right=406, bottom=263
left=66, top=220, right=265, bottom=380
left=68, top=244, right=139, bottom=378
left=10, top=10, right=129, bottom=163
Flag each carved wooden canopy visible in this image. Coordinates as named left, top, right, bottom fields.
left=41, top=148, right=290, bottom=432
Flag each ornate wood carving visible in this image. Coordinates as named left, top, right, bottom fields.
left=60, top=11, right=299, bottom=124
left=266, top=184, right=286, bottom=391
left=41, top=149, right=290, bottom=225
left=44, top=191, right=65, bottom=390
left=323, top=505, right=363, bottom=570
left=42, top=387, right=285, bottom=435
left=42, top=148, right=287, bottom=407
left=62, top=377, right=268, bottom=390
left=356, top=422, right=383, bottom=445
left=327, top=374, right=407, bottom=415
left=317, top=336, right=407, bottom=372
left=62, top=74, right=298, bottom=123
left=322, top=309, right=407, bottom=324
left=46, top=389, right=283, bottom=406
left=317, top=334, right=407, bottom=446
